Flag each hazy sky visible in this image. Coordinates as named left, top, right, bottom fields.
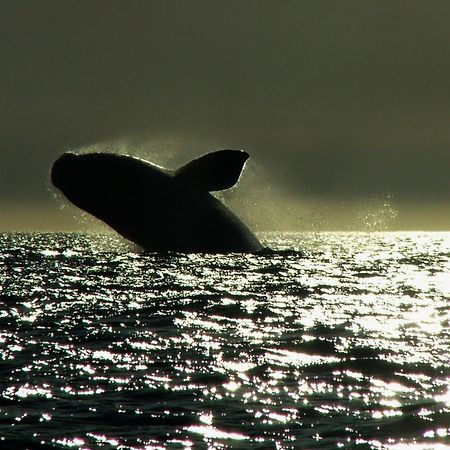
left=1, top=0, right=449, bottom=230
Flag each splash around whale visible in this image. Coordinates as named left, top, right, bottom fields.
left=51, top=149, right=263, bottom=253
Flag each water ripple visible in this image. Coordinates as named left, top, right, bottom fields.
left=0, top=232, right=449, bottom=449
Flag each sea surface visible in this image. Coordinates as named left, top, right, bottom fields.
left=0, top=232, right=449, bottom=449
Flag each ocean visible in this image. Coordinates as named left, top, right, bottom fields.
left=1, top=232, right=449, bottom=449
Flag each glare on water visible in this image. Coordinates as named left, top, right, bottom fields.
left=0, top=232, right=449, bottom=449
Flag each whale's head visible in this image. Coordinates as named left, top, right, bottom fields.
left=52, top=152, right=110, bottom=209
left=52, top=152, right=108, bottom=219
left=51, top=151, right=171, bottom=220
left=51, top=152, right=79, bottom=192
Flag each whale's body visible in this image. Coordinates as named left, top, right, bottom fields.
left=51, top=150, right=262, bottom=253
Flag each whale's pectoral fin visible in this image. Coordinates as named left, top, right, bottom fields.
left=174, top=149, right=249, bottom=191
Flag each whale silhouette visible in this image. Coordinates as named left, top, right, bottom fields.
left=51, top=149, right=263, bottom=253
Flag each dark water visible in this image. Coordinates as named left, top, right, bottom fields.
left=1, top=232, right=449, bottom=449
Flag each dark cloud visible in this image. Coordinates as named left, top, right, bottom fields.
left=1, top=1, right=449, bottom=226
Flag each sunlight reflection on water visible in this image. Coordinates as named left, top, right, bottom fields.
left=0, top=232, right=449, bottom=449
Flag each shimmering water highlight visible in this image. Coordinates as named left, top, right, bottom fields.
left=1, top=232, right=449, bottom=449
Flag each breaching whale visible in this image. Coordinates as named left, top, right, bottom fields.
left=51, top=149, right=263, bottom=253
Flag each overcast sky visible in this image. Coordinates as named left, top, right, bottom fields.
left=1, top=0, right=449, bottom=230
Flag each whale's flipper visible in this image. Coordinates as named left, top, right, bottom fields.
left=174, top=149, right=249, bottom=191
